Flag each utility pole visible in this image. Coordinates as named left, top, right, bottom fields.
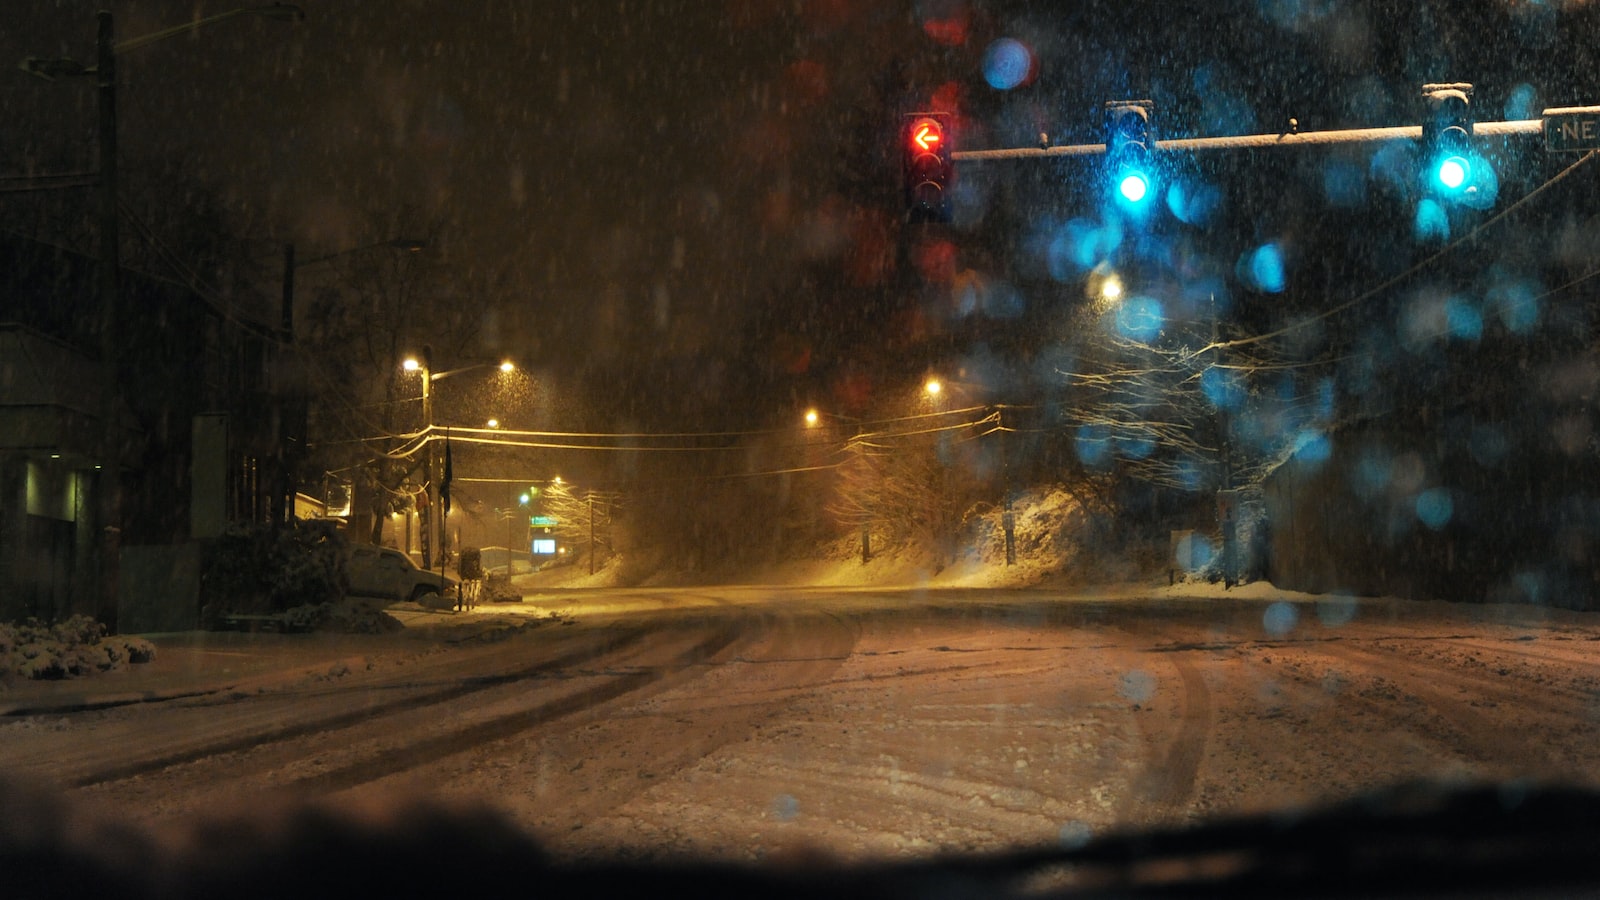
left=998, top=406, right=1015, bottom=566
left=1212, top=294, right=1237, bottom=589
left=420, top=345, right=434, bottom=569
left=94, top=11, right=122, bottom=625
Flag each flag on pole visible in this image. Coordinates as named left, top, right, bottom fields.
left=441, top=428, right=453, bottom=517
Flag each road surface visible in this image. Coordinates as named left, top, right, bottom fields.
left=4, top=583, right=1598, bottom=864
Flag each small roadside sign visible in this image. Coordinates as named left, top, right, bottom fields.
left=1544, top=107, right=1600, bottom=153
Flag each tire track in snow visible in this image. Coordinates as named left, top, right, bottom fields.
left=283, top=619, right=749, bottom=795
left=67, top=626, right=653, bottom=788
left=1133, top=653, right=1211, bottom=819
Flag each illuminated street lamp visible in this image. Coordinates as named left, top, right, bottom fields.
left=401, top=351, right=517, bottom=568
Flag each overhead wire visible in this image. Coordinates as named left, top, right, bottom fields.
left=1206, top=149, right=1598, bottom=354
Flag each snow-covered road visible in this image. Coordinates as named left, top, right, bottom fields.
left=6, top=585, right=1598, bottom=864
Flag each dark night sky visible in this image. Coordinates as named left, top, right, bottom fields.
left=6, top=1, right=1600, bottom=434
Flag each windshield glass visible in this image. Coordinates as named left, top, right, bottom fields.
left=5, top=0, right=1600, bottom=890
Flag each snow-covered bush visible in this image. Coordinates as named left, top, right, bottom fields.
left=200, top=519, right=347, bottom=627
left=0, top=615, right=156, bottom=681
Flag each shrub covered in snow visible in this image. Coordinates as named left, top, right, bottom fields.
left=200, top=519, right=347, bottom=628
left=0, top=615, right=156, bottom=681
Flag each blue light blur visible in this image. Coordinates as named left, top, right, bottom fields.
left=1119, top=670, right=1156, bottom=703
left=1350, top=445, right=1393, bottom=500
left=982, top=38, right=1034, bottom=90
left=1166, top=179, right=1223, bottom=226
left=1293, top=428, right=1331, bottom=465
left=772, top=794, right=800, bottom=821
left=985, top=279, right=1026, bottom=318
left=1504, top=83, right=1540, bottom=121
left=1258, top=0, right=1334, bottom=30
left=1415, top=488, right=1453, bottom=530
left=1174, top=458, right=1206, bottom=492
left=1413, top=199, right=1450, bottom=242
left=1114, top=295, right=1164, bottom=342
left=1321, top=159, right=1366, bottom=208
left=1201, top=366, right=1246, bottom=411
left=1076, top=424, right=1113, bottom=468
left=1445, top=296, right=1482, bottom=341
left=1370, top=142, right=1413, bottom=192
left=1263, top=601, right=1299, bottom=637
left=1175, top=531, right=1215, bottom=573
left=1316, top=593, right=1358, bottom=628
left=1058, top=821, right=1093, bottom=850
left=1487, top=273, right=1541, bottom=333
left=1238, top=243, right=1286, bottom=293
left=1047, top=218, right=1122, bottom=279
left=1118, top=432, right=1156, bottom=460
left=1315, top=377, right=1336, bottom=420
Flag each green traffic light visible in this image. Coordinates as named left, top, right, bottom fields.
left=1435, top=155, right=1469, bottom=191
left=1118, top=171, right=1151, bottom=204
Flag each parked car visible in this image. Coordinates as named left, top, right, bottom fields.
left=343, top=546, right=457, bottom=607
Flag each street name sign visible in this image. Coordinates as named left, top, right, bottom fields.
left=1544, top=106, right=1600, bottom=153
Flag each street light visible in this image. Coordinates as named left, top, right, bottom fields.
left=400, top=352, right=517, bottom=568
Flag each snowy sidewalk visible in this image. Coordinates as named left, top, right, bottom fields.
left=0, top=607, right=491, bottom=716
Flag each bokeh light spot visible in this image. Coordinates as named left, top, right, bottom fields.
left=982, top=38, right=1035, bottom=90
left=1322, top=159, right=1366, bottom=208
left=1352, top=448, right=1391, bottom=500
left=1058, top=820, right=1093, bottom=849
left=1414, top=199, right=1450, bottom=242
left=1239, top=243, right=1286, bottom=293
left=1166, top=179, right=1223, bottom=226
left=1119, top=670, right=1156, bottom=704
left=772, top=793, right=800, bottom=821
left=1293, top=429, right=1331, bottom=465
left=1263, top=601, right=1299, bottom=637
left=1505, top=83, right=1540, bottom=120
left=1445, top=296, right=1483, bottom=341
left=1114, top=295, right=1164, bottom=342
left=1076, top=424, right=1113, bottom=468
left=1118, top=432, right=1156, bottom=460
left=1416, top=488, right=1453, bottom=530
left=1201, top=366, right=1246, bottom=411
left=1317, top=592, right=1358, bottom=628
left=1488, top=274, right=1541, bottom=334
left=1174, top=531, right=1215, bottom=573
left=1048, top=218, right=1122, bottom=279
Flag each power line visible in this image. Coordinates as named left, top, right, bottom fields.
left=1207, top=149, right=1598, bottom=354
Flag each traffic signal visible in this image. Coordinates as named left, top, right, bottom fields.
left=904, top=113, right=952, bottom=223
left=1103, top=101, right=1156, bottom=215
left=1420, top=83, right=1476, bottom=198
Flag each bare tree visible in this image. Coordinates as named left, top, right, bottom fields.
left=1057, top=305, right=1326, bottom=495
left=294, top=215, right=481, bottom=548
left=538, top=480, right=619, bottom=566
left=826, top=408, right=999, bottom=568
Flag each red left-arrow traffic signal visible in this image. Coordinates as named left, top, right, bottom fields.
left=904, top=113, right=953, bottom=223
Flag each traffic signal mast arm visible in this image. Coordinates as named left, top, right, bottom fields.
left=950, top=112, right=1579, bottom=163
